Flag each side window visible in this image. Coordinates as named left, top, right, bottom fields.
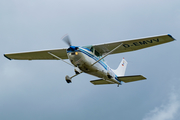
left=95, top=50, right=104, bottom=61
left=95, top=50, right=100, bottom=57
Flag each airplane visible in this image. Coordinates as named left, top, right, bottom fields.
left=4, top=34, right=175, bottom=87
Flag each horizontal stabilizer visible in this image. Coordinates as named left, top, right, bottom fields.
left=118, top=75, right=146, bottom=83
left=90, top=79, right=115, bottom=85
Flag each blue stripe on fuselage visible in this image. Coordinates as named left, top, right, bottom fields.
left=78, top=47, right=121, bottom=83
left=79, top=48, right=107, bottom=70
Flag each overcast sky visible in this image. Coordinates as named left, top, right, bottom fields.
left=0, top=0, right=180, bottom=120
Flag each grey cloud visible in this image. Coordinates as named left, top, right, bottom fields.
left=143, top=89, right=180, bottom=120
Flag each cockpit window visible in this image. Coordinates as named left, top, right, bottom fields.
left=82, top=45, right=92, bottom=52
left=90, top=47, right=93, bottom=52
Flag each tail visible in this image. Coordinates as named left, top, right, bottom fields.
left=112, top=58, right=128, bottom=76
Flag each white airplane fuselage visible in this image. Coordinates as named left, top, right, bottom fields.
left=67, top=47, right=120, bottom=84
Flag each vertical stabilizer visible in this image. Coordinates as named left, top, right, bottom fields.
left=112, top=58, right=128, bottom=76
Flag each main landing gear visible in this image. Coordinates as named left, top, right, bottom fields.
left=117, top=81, right=122, bottom=87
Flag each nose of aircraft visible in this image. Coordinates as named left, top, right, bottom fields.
left=67, top=47, right=81, bottom=66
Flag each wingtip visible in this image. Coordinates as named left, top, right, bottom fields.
left=4, top=54, right=12, bottom=60
left=167, top=34, right=176, bottom=40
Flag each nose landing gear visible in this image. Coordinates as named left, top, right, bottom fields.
left=65, top=75, right=72, bottom=83
left=65, top=70, right=83, bottom=84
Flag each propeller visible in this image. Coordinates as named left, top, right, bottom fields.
left=62, top=34, right=72, bottom=47
left=62, top=34, right=79, bottom=52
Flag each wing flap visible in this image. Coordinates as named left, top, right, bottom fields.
left=93, top=34, right=175, bottom=55
left=118, top=75, right=146, bottom=83
left=4, top=48, right=68, bottom=60
left=90, top=79, right=115, bottom=85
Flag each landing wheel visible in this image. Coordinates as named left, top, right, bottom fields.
left=65, top=75, right=72, bottom=83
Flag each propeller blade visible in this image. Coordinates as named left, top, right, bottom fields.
left=62, top=34, right=72, bottom=47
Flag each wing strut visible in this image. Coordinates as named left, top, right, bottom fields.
left=91, top=43, right=123, bottom=66
left=48, top=52, right=74, bottom=67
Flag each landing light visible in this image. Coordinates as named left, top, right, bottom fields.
left=75, top=52, right=78, bottom=55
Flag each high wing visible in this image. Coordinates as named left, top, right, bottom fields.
left=93, top=34, right=175, bottom=55
left=4, top=34, right=175, bottom=60
left=4, top=48, right=68, bottom=60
